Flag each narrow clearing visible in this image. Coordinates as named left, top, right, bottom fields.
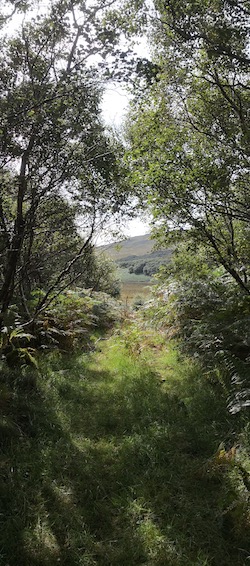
left=1, top=333, right=249, bottom=565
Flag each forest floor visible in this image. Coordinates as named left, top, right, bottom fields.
left=1, top=324, right=250, bottom=565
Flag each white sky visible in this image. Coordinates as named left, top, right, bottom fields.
left=100, top=85, right=150, bottom=244
left=100, top=37, right=151, bottom=242
left=101, top=85, right=130, bottom=127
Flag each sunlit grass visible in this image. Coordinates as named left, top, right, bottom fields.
left=0, top=332, right=249, bottom=565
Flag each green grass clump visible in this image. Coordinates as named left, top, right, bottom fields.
left=0, top=333, right=249, bottom=565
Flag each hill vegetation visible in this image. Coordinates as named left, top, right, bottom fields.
left=100, top=233, right=172, bottom=282
left=100, top=234, right=156, bottom=260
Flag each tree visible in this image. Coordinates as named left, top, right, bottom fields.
left=126, top=0, right=250, bottom=293
left=0, top=0, right=130, bottom=326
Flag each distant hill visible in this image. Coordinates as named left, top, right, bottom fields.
left=99, top=233, right=158, bottom=260
left=98, top=233, right=172, bottom=279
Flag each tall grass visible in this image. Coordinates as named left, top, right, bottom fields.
left=0, top=331, right=249, bottom=565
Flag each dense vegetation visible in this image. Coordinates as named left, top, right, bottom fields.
left=125, top=0, right=250, bottom=412
left=0, top=0, right=132, bottom=331
left=1, top=324, right=250, bottom=565
left=101, top=235, right=172, bottom=277
left=0, top=0, right=250, bottom=564
left=118, top=249, right=172, bottom=277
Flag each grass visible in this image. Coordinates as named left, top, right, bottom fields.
left=120, top=281, right=152, bottom=303
left=117, top=267, right=151, bottom=283
left=0, top=329, right=250, bottom=565
left=117, top=267, right=152, bottom=303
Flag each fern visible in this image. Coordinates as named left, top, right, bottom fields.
left=144, top=276, right=250, bottom=414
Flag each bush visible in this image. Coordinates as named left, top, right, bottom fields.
left=142, top=276, right=250, bottom=414
left=1, top=289, right=123, bottom=362
left=132, top=296, right=145, bottom=311
left=36, top=289, right=123, bottom=351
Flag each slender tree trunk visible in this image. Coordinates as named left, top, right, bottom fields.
left=0, top=134, right=35, bottom=327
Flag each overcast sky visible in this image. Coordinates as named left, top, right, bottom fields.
left=100, top=35, right=151, bottom=242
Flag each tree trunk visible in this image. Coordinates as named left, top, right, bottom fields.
left=0, top=135, right=35, bottom=327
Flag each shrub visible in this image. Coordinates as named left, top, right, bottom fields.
left=36, top=289, right=123, bottom=351
left=1, top=289, right=123, bottom=363
left=142, top=276, right=250, bottom=414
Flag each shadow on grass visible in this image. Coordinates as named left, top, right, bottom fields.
left=0, top=347, right=249, bottom=566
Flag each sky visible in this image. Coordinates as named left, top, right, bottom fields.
left=101, top=84, right=129, bottom=126
left=100, top=85, right=151, bottom=243
left=100, top=37, right=151, bottom=242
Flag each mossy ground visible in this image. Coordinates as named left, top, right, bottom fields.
left=0, top=328, right=249, bottom=565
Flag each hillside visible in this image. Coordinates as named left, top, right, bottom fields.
left=98, top=233, right=172, bottom=301
left=99, top=233, right=157, bottom=260
left=99, top=233, right=172, bottom=276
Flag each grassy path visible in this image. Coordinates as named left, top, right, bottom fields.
left=0, top=332, right=249, bottom=565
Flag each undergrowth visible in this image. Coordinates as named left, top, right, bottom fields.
left=0, top=327, right=249, bottom=565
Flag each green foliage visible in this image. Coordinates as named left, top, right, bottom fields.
left=125, top=0, right=250, bottom=415
left=86, top=253, right=121, bottom=298
left=132, top=294, right=145, bottom=310
left=0, top=329, right=249, bottom=564
left=0, top=288, right=123, bottom=365
left=126, top=0, right=250, bottom=294
left=142, top=256, right=250, bottom=414
left=117, top=248, right=172, bottom=278
left=118, top=266, right=151, bottom=284
left=34, top=289, right=123, bottom=352
left=0, top=326, right=38, bottom=367
left=0, top=0, right=131, bottom=325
